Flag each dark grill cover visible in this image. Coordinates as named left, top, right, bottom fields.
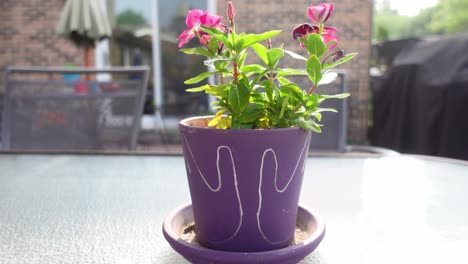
left=371, top=33, right=468, bottom=160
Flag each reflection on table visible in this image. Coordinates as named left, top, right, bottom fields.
left=0, top=153, right=467, bottom=264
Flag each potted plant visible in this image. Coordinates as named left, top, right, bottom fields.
left=177, top=2, right=355, bottom=252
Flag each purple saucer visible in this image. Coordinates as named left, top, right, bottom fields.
left=162, top=203, right=325, bottom=264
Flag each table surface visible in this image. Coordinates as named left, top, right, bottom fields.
left=0, top=153, right=467, bottom=264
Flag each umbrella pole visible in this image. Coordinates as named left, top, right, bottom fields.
left=84, top=47, right=94, bottom=80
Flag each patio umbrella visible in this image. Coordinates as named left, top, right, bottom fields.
left=56, top=0, right=112, bottom=67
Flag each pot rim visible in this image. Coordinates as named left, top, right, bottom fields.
left=179, top=116, right=306, bottom=134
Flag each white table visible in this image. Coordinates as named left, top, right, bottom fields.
left=0, top=153, right=467, bottom=263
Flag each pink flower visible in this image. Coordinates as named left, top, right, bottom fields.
left=292, top=23, right=339, bottom=50
left=227, top=2, right=236, bottom=21
left=292, top=24, right=314, bottom=40
left=321, top=26, right=339, bottom=49
left=199, top=11, right=223, bottom=28
left=308, top=3, right=334, bottom=24
left=177, top=9, right=223, bottom=48
left=199, top=33, right=211, bottom=46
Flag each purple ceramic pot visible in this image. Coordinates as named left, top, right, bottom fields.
left=179, top=116, right=311, bottom=252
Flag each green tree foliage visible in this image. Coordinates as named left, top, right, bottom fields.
left=373, top=3, right=414, bottom=40
left=116, top=9, right=148, bottom=26
left=410, top=7, right=436, bottom=36
left=373, top=0, right=468, bottom=41
left=430, top=0, right=468, bottom=34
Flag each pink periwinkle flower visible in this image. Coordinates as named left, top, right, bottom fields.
left=177, top=9, right=223, bottom=48
left=308, top=3, right=334, bottom=24
left=199, top=32, right=211, bottom=46
left=321, top=26, right=339, bottom=49
left=332, top=49, right=344, bottom=62
left=227, top=2, right=236, bottom=21
left=292, top=24, right=314, bottom=40
left=292, top=23, right=339, bottom=50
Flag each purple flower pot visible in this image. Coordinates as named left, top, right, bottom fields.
left=179, top=116, right=312, bottom=252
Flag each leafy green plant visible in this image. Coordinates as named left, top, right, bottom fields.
left=177, top=2, right=356, bottom=132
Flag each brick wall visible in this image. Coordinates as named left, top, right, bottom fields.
left=0, top=0, right=82, bottom=93
left=217, top=0, right=372, bottom=143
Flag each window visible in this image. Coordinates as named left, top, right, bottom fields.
left=112, top=0, right=214, bottom=118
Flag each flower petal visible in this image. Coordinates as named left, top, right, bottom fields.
left=199, top=11, right=222, bottom=27
left=177, top=28, right=196, bottom=48
left=185, top=9, right=204, bottom=28
left=322, top=27, right=339, bottom=50
left=227, top=2, right=236, bottom=21
left=292, top=23, right=316, bottom=39
left=308, top=3, right=334, bottom=24
left=199, top=32, right=211, bottom=45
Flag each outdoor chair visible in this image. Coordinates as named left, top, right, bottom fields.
left=1, top=66, right=149, bottom=151
left=302, top=71, right=399, bottom=155
left=305, top=70, right=348, bottom=153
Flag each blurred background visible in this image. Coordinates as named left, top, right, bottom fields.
left=0, top=0, right=467, bottom=160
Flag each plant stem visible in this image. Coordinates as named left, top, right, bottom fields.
left=321, top=52, right=335, bottom=66
left=269, top=70, right=274, bottom=90
left=219, top=74, right=225, bottom=85
left=307, top=84, right=318, bottom=95
left=233, top=62, right=239, bottom=84
left=293, top=84, right=317, bottom=112
left=265, top=39, right=279, bottom=94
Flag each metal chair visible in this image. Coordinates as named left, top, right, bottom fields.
left=1, top=66, right=149, bottom=151
left=306, top=71, right=399, bottom=155
left=308, top=71, right=348, bottom=153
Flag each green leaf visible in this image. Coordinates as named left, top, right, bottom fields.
left=276, top=68, right=307, bottom=77
left=208, top=110, right=226, bottom=127
left=305, top=93, right=319, bottom=108
left=228, top=77, right=251, bottom=114
left=200, top=26, right=225, bottom=36
left=208, top=37, right=220, bottom=54
left=266, top=48, right=284, bottom=69
left=184, top=71, right=215, bottom=84
left=277, top=76, right=291, bottom=85
left=186, top=84, right=210, bottom=92
left=314, top=113, right=322, bottom=122
left=200, top=26, right=233, bottom=50
left=284, top=50, right=308, bottom=61
left=231, top=117, right=240, bottom=129
left=204, top=56, right=231, bottom=69
left=238, top=104, right=265, bottom=123
left=326, top=40, right=337, bottom=50
left=323, top=53, right=358, bottom=70
left=241, top=64, right=267, bottom=73
left=280, top=83, right=303, bottom=103
left=309, top=122, right=322, bottom=133
left=236, top=30, right=282, bottom=51
left=313, top=108, right=338, bottom=113
left=319, top=93, right=350, bottom=99
left=252, top=70, right=270, bottom=85
left=218, top=117, right=231, bottom=129
left=250, top=90, right=267, bottom=104
left=263, top=79, right=274, bottom=102
left=279, top=93, right=291, bottom=119
left=250, top=43, right=268, bottom=65
left=215, top=34, right=233, bottom=50
left=306, top=55, right=322, bottom=85
left=238, top=50, right=248, bottom=68
left=301, top=33, right=326, bottom=57
left=296, top=117, right=322, bottom=133
left=180, top=47, right=213, bottom=57
left=205, top=84, right=229, bottom=98
left=214, top=61, right=230, bottom=71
